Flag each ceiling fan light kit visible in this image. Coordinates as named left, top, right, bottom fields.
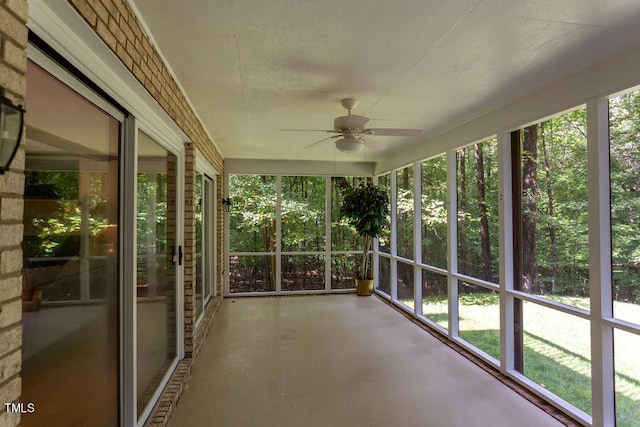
left=284, top=98, right=423, bottom=153
left=335, top=136, right=363, bottom=153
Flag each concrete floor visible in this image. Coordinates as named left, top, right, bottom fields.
left=169, top=294, right=565, bottom=427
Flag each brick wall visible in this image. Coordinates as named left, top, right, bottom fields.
left=183, top=143, right=196, bottom=357
left=0, top=1, right=27, bottom=426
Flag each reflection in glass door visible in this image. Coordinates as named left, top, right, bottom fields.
left=22, top=60, right=120, bottom=426
left=136, top=131, right=178, bottom=419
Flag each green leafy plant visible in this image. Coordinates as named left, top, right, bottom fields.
left=340, top=182, right=389, bottom=280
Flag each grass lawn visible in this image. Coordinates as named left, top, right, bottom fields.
left=406, top=294, right=640, bottom=426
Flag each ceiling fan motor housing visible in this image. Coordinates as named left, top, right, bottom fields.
left=334, top=114, right=369, bottom=132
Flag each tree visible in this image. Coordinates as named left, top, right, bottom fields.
left=540, top=122, right=558, bottom=291
left=522, top=125, right=538, bottom=292
left=340, top=182, right=390, bottom=280
left=475, top=143, right=492, bottom=281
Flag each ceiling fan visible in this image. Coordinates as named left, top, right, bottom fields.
left=282, top=98, right=423, bottom=153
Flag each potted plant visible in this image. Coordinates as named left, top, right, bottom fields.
left=340, top=182, right=390, bottom=296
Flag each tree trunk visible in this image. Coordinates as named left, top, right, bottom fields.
left=458, top=149, right=467, bottom=269
left=541, top=123, right=558, bottom=292
left=360, top=234, right=373, bottom=279
left=402, top=167, right=410, bottom=258
left=269, top=218, right=276, bottom=290
left=474, top=143, right=492, bottom=281
left=522, top=125, right=538, bottom=292
left=459, top=150, right=467, bottom=214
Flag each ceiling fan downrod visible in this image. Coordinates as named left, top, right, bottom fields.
left=341, top=98, right=358, bottom=115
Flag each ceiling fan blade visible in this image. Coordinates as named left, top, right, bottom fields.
left=364, top=128, right=424, bottom=137
left=363, top=137, right=384, bottom=150
left=304, top=135, right=340, bottom=149
left=281, top=129, right=337, bottom=133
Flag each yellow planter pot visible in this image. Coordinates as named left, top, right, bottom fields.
left=356, top=279, right=374, bottom=296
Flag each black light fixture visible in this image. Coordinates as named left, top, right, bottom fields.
left=0, top=89, right=25, bottom=175
left=222, top=197, right=232, bottom=212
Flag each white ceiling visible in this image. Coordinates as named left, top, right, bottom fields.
left=130, top=0, right=640, bottom=165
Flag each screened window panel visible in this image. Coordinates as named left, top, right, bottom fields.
left=331, top=254, right=356, bottom=289
left=229, top=175, right=276, bottom=253
left=378, top=174, right=391, bottom=254
left=397, top=261, right=414, bottom=309
left=522, top=301, right=592, bottom=416
left=396, top=166, right=414, bottom=260
left=421, top=269, right=448, bottom=330
left=458, top=281, right=500, bottom=360
left=518, top=110, right=590, bottom=307
left=614, top=329, right=640, bottom=423
left=229, top=255, right=276, bottom=293
left=377, top=256, right=391, bottom=296
left=457, top=139, right=499, bottom=283
left=281, top=176, right=326, bottom=252
left=281, top=254, right=325, bottom=291
left=421, top=155, right=448, bottom=269
left=610, top=91, right=640, bottom=324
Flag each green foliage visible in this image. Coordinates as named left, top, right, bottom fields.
left=340, top=182, right=390, bottom=239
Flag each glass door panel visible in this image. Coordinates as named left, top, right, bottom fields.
left=22, top=60, right=119, bottom=426
left=136, top=131, right=178, bottom=418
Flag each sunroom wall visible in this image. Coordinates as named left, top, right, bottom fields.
left=0, top=0, right=226, bottom=426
